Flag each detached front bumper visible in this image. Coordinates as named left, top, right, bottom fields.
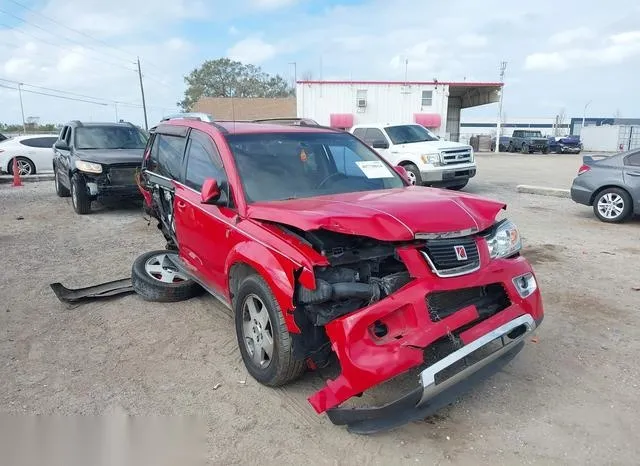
left=308, top=244, right=543, bottom=431
left=560, top=146, right=581, bottom=153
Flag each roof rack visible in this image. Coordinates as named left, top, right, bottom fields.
left=161, top=112, right=215, bottom=123
left=251, top=117, right=320, bottom=127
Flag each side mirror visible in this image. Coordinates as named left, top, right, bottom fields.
left=393, top=165, right=411, bottom=184
left=54, top=140, right=69, bottom=151
left=371, top=140, right=389, bottom=149
left=201, top=178, right=221, bottom=204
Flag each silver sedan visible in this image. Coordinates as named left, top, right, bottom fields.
left=570, top=149, right=640, bottom=223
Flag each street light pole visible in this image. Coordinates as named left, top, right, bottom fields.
left=289, top=62, right=297, bottom=94
left=18, top=83, right=26, bottom=133
left=494, top=61, right=507, bottom=153
left=581, top=100, right=592, bottom=135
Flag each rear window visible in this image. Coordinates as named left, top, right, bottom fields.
left=19, top=136, right=57, bottom=148
left=225, top=131, right=404, bottom=203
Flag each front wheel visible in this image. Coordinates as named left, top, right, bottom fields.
left=593, top=188, right=632, bottom=223
left=70, top=173, right=91, bottom=214
left=235, top=274, right=305, bottom=386
left=402, top=163, right=422, bottom=186
left=521, top=144, right=529, bottom=154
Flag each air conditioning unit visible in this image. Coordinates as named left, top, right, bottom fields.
left=356, top=99, right=367, bottom=108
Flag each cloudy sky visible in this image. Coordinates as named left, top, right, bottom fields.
left=0, top=0, right=639, bottom=127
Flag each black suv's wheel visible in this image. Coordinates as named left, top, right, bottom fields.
left=234, top=274, right=305, bottom=386
left=521, top=144, right=529, bottom=154
left=507, top=143, right=514, bottom=152
left=593, top=188, right=632, bottom=223
left=131, top=250, right=202, bottom=302
left=401, top=163, right=422, bottom=186
left=70, top=173, right=91, bottom=214
left=54, top=168, right=70, bottom=197
left=542, top=147, right=550, bottom=154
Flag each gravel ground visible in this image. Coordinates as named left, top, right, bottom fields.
left=1, top=153, right=639, bottom=465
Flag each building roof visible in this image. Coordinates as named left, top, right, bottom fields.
left=297, top=80, right=503, bottom=87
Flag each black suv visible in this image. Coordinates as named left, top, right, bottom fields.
left=508, top=130, right=550, bottom=154
left=52, top=120, right=148, bottom=214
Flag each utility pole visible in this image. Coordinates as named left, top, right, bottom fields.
left=18, top=83, right=26, bottom=133
left=404, top=58, right=408, bottom=84
left=494, top=61, right=507, bottom=153
left=289, top=62, right=297, bottom=94
left=581, top=100, right=592, bottom=136
left=136, top=57, right=149, bottom=131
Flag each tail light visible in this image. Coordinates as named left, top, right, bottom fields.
left=577, top=164, right=590, bottom=175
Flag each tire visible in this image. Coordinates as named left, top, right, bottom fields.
left=448, top=181, right=468, bottom=191
left=54, top=168, right=70, bottom=197
left=402, top=163, right=422, bottom=186
left=592, top=188, right=632, bottom=223
left=9, top=157, right=35, bottom=176
left=131, top=250, right=202, bottom=302
left=521, top=144, right=529, bottom=154
left=70, top=173, right=91, bottom=214
left=542, top=147, right=550, bottom=154
left=507, top=143, right=514, bottom=152
left=234, top=274, right=305, bottom=386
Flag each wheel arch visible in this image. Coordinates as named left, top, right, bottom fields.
left=226, top=242, right=303, bottom=334
left=589, top=184, right=633, bottom=206
left=8, top=155, right=36, bottom=174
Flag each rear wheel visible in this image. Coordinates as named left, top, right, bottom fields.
left=507, top=143, right=514, bottom=152
left=401, top=163, right=422, bottom=186
left=9, top=157, right=35, bottom=176
left=593, top=188, right=632, bottom=223
left=234, top=274, right=305, bottom=386
left=521, top=144, right=529, bottom=154
left=131, top=250, right=202, bottom=302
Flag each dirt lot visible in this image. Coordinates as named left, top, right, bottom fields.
left=1, top=153, right=639, bottom=465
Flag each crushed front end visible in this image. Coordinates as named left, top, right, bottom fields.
left=291, top=221, right=543, bottom=433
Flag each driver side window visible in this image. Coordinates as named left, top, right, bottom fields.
left=328, top=145, right=367, bottom=177
left=184, top=130, right=228, bottom=193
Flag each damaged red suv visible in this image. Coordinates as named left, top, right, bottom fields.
left=136, top=113, right=544, bottom=433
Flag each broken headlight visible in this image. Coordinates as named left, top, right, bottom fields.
left=485, top=219, right=521, bottom=259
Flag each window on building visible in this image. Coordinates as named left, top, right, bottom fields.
left=421, top=90, right=433, bottom=107
left=356, top=89, right=367, bottom=108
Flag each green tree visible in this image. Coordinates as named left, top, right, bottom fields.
left=179, top=58, right=294, bottom=110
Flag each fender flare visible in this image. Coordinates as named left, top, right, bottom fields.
left=225, top=240, right=306, bottom=333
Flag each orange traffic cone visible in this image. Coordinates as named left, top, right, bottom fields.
left=12, top=158, right=23, bottom=187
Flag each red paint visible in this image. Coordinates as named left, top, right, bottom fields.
left=139, top=118, right=543, bottom=419
left=329, top=113, right=354, bottom=128
left=414, top=113, right=442, bottom=128
left=297, top=80, right=503, bottom=87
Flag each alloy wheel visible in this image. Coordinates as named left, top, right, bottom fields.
left=16, top=159, right=32, bottom=175
left=597, top=193, right=625, bottom=219
left=241, top=294, right=274, bottom=369
left=143, top=253, right=189, bottom=283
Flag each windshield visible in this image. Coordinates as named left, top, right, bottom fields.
left=384, top=125, right=439, bottom=144
left=75, top=126, right=148, bottom=150
left=518, top=131, right=543, bottom=138
left=225, top=132, right=405, bottom=203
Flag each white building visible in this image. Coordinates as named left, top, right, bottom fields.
left=581, top=125, right=640, bottom=152
left=296, top=80, right=502, bottom=142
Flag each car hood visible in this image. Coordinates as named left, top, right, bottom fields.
left=392, top=140, right=471, bottom=153
left=75, top=149, right=144, bottom=165
left=246, top=187, right=505, bottom=242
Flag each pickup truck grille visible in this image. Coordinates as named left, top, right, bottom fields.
left=441, top=147, right=472, bottom=165
left=422, top=236, right=480, bottom=277
left=426, top=283, right=511, bottom=322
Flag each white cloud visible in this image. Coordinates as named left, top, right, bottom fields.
left=525, top=29, right=640, bottom=71
left=252, top=0, right=299, bottom=9
left=457, top=34, right=488, bottom=48
left=227, top=38, right=277, bottom=64
left=549, top=27, right=593, bottom=45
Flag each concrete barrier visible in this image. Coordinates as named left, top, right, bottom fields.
left=516, top=185, right=571, bottom=198
left=0, top=174, right=54, bottom=184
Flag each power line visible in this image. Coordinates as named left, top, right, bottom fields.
left=6, top=0, right=136, bottom=63
left=0, top=21, right=137, bottom=73
left=0, top=83, right=109, bottom=106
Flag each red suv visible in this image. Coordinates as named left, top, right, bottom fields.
left=135, top=113, right=544, bottom=433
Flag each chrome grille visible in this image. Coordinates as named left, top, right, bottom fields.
left=422, top=236, right=480, bottom=277
left=441, top=147, right=472, bottom=165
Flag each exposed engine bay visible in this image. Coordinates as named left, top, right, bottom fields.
left=280, top=227, right=414, bottom=367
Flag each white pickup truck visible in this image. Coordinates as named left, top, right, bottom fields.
left=350, top=123, right=476, bottom=190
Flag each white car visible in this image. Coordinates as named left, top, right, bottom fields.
left=350, top=123, right=476, bottom=190
left=0, top=134, right=58, bottom=176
